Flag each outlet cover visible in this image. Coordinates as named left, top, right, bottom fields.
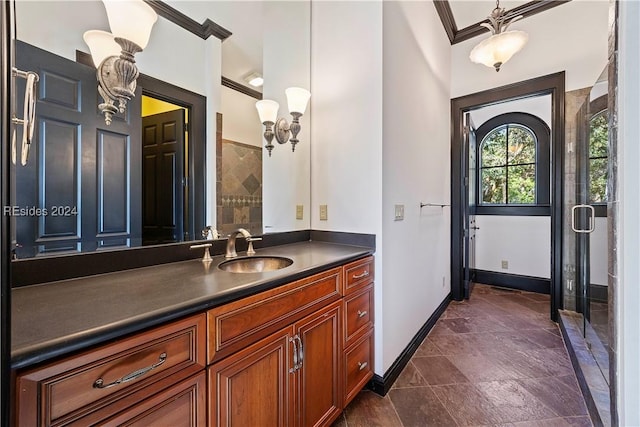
left=296, top=205, right=304, bottom=220
left=501, top=260, right=509, bottom=269
left=319, top=205, right=328, bottom=221
left=394, top=204, right=404, bottom=221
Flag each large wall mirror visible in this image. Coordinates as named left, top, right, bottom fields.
left=11, top=0, right=311, bottom=259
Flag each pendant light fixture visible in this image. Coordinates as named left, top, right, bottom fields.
left=469, top=0, right=528, bottom=72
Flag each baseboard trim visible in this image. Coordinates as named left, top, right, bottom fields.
left=472, top=269, right=550, bottom=294
left=589, top=284, right=608, bottom=303
left=369, top=293, right=451, bottom=396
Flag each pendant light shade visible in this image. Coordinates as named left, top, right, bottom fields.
left=255, top=100, right=279, bottom=124
left=470, top=30, right=528, bottom=72
left=285, top=87, right=311, bottom=115
left=469, top=1, right=528, bottom=72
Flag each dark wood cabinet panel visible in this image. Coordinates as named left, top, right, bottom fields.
left=207, top=267, right=341, bottom=363
left=209, top=327, right=293, bottom=427
left=343, top=329, right=374, bottom=407
left=16, top=315, right=206, bottom=426
left=343, top=256, right=374, bottom=295
left=295, top=300, right=342, bottom=427
left=343, top=284, right=374, bottom=347
left=100, top=373, right=206, bottom=427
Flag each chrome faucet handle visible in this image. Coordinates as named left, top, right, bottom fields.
left=190, top=243, right=213, bottom=262
left=246, top=237, right=262, bottom=256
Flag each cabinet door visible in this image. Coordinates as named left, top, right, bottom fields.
left=294, top=300, right=342, bottom=427
left=100, top=373, right=206, bottom=427
left=209, top=326, right=294, bottom=427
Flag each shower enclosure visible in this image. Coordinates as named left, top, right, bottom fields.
left=563, top=66, right=611, bottom=389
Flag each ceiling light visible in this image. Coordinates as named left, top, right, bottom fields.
left=245, top=72, right=264, bottom=88
left=469, top=0, right=528, bottom=72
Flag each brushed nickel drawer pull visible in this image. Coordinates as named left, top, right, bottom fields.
left=357, top=310, right=368, bottom=318
left=289, top=337, right=299, bottom=373
left=358, top=361, right=368, bottom=371
left=352, top=270, right=369, bottom=279
left=93, top=352, right=167, bottom=389
left=295, top=335, right=304, bottom=368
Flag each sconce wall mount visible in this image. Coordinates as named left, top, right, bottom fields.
left=84, top=0, right=157, bottom=125
left=256, top=87, right=310, bottom=157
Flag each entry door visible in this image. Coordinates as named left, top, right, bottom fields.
left=142, top=110, right=185, bottom=244
left=463, top=113, right=477, bottom=299
left=14, top=41, right=141, bottom=257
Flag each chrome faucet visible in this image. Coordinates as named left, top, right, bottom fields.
left=225, top=228, right=262, bottom=258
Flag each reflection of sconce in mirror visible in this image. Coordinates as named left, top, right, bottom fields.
left=255, top=87, right=311, bottom=157
left=83, top=0, right=157, bottom=125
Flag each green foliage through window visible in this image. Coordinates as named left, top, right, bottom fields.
left=480, top=124, right=537, bottom=204
left=589, top=111, right=608, bottom=204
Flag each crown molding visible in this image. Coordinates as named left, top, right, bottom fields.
left=435, top=0, right=571, bottom=45
left=144, top=0, right=232, bottom=41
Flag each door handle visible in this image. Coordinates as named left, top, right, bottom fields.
left=294, top=335, right=303, bottom=368
left=571, top=205, right=595, bottom=233
left=289, top=336, right=299, bottom=373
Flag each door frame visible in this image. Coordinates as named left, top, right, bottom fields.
left=450, top=72, right=565, bottom=322
left=138, top=75, right=206, bottom=243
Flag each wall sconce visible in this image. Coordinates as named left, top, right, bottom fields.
left=83, top=0, right=157, bottom=125
left=469, top=0, right=528, bottom=72
left=255, top=87, right=311, bottom=156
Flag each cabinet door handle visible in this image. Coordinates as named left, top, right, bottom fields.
left=289, top=337, right=299, bottom=373
left=357, top=310, right=368, bottom=318
left=358, top=361, right=368, bottom=371
left=295, top=335, right=304, bottom=368
left=93, top=352, right=167, bottom=389
left=352, top=270, right=369, bottom=279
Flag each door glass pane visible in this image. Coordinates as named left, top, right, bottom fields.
left=481, top=167, right=506, bottom=204
left=481, top=127, right=507, bottom=167
left=507, top=164, right=535, bottom=204
left=589, top=158, right=608, bottom=203
left=507, top=125, right=536, bottom=164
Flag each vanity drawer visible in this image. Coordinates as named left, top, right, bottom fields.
left=16, top=314, right=206, bottom=427
left=343, top=256, right=374, bottom=295
left=343, top=329, right=374, bottom=407
left=343, top=284, right=374, bottom=346
left=207, top=267, right=342, bottom=363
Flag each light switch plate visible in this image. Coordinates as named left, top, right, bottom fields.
left=319, top=205, right=328, bottom=221
left=296, top=205, right=304, bottom=220
left=394, top=204, right=404, bottom=221
left=501, top=260, right=509, bottom=269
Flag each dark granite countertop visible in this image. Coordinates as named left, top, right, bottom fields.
left=11, top=241, right=373, bottom=370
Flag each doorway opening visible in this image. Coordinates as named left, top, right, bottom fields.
left=141, top=96, right=188, bottom=244
left=138, top=74, right=207, bottom=245
left=451, top=72, right=565, bottom=322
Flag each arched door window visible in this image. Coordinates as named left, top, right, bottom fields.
left=475, top=113, right=550, bottom=214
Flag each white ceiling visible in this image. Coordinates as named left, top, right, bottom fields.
left=165, top=1, right=266, bottom=92
left=448, top=0, right=531, bottom=30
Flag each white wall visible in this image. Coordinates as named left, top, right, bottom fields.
left=311, top=0, right=384, bottom=372
left=262, top=1, right=311, bottom=233
left=381, top=1, right=451, bottom=373
left=451, top=0, right=609, bottom=98
left=220, top=86, right=262, bottom=147
left=470, top=95, right=551, bottom=129
left=474, top=216, right=550, bottom=278
left=616, top=1, right=640, bottom=423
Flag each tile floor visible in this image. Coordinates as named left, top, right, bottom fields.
left=333, top=284, right=591, bottom=427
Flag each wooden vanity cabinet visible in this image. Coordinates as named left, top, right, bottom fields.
left=15, top=314, right=207, bottom=426
left=15, top=256, right=374, bottom=427
left=341, top=256, right=375, bottom=407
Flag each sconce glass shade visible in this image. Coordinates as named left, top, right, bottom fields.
left=102, top=0, right=158, bottom=49
left=469, top=30, right=528, bottom=72
left=256, top=100, right=279, bottom=123
left=83, top=30, right=121, bottom=68
left=285, top=87, right=311, bottom=115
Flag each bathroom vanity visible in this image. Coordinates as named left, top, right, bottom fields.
left=11, top=242, right=374, bottom=426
